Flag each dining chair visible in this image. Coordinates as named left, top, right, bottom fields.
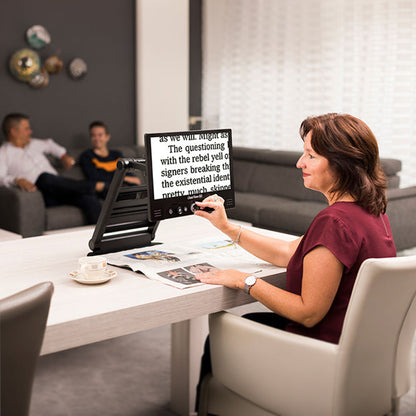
left=198, top=255, right=416, bottom=416
left=1, top=282, right=54, bottom=416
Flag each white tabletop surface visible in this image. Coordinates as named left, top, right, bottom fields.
left=0, top=215, right=295, bottom=355
left=0, top=228, right=22, bottom=241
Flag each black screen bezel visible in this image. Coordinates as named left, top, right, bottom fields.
left=145, top=128, right=235, bottom=222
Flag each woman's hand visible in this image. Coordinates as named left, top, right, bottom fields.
left=193, top=194, right=230, bottom=232
left=195, top=268, right=250, bottom=290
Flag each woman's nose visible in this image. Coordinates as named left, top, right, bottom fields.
left=296, top=154, right=305, bottom=168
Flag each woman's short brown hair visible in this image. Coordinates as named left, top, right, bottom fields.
left=299, top=113, right=387, bottom=215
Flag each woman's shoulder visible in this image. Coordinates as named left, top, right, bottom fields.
left=302, top=203, right=364, bottom=261
left=317, top=201, right=368, bottom=220
left=308, top=202, right=367, bottom=237
left=312, top=201, right=383, bottom=237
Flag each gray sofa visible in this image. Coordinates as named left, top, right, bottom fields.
left=0, top=145, right=145, bottom=238
left=1, top=145, right=415, bottom=252
left=228, top=147, right=416, bottom=252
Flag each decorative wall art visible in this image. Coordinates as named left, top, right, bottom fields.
left=9, top=48, right=41, bottom=82
left=44, top=54, right=63, bottom=74
left=29, top=67, right=50, bottom=88
left=8, top=24, right=87, bottom=89
left=68, top=58, right=87, bottom=80
left=26, top=25, right=51, bottom=49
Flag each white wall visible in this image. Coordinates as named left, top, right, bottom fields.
left=202, top=0, right=416, bottom=187
left=136, top=0, right=189, bottom=145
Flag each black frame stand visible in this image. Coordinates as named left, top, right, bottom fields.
left=88, top=158, right=159, bottom=256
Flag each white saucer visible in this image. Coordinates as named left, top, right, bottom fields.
left=68, top=269, right=117, bottom=285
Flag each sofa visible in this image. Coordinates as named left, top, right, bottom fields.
left=1, top=145, right=415, bottom=252
left=228, top=147, right=416, bottom=252
left=0, top=145, right=146, bottom=238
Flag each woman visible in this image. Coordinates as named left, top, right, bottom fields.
left=194, top=113, right=396, bottom=409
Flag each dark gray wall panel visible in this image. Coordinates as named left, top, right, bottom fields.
left=0, top=0, right=136, bottom=148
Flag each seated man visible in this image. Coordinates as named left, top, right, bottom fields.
left=0, top=113, right=102, bottom=224
left=80, top=120, right=141, bottom=198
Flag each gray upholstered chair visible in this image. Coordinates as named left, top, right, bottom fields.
left=0, top=282, right=54, bottom=416
left=198, top=256, right=416, bottom=416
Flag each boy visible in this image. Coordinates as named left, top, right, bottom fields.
left=80, top=121, right=141, bottom=197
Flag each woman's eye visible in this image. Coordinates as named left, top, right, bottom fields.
left=308, top=154, right=314, bottom=159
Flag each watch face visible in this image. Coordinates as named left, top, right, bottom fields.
left=246, top=275, right=256, bottom=286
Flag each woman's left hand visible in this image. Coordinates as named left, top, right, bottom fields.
left=195, top=268, right=250, bottom=290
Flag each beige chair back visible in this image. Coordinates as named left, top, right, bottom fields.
left=202, top=256, right=416, bottom=416
left=335, top=256, right=416, bottom=416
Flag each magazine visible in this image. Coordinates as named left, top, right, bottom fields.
left=106, top=237, right=280, bottom=289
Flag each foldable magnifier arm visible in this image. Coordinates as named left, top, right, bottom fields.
left=117, top=158, right=146, bottom=170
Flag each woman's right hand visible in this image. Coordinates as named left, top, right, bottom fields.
left=193, top=194, right=230, bottom=232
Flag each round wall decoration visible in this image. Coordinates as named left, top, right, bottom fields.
left=68, top=58, right=87, bottom=79
left=9, top=48, right=41, bottom=82
left=9, top=26, right=88, bottom=87
left=44, top=55, right=63, bottom=74
left=26, top=25, right=51, bottom=49
left=29, top=67, right=50, bottom=88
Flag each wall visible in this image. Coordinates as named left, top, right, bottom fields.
left=135, top=0, right=189, bottom=145
left=202, top=0, right=416, bottom=187
left=0, top=0, right=136, bottom=148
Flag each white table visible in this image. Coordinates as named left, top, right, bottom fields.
left=0, top=215, right=295, bottom=415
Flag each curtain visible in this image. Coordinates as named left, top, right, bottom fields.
left=202, top=0, right=416, bottom=187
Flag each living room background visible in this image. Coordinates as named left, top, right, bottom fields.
left=0, top=0, right=136, bottom=148
left=202, top=0, right=416, bottom=188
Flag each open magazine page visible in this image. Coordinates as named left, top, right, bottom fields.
left=106, top=244, right=205, bottom=289
left=106, top=238, right=280, bottom=289
left=188, top=237, right=280, bottom=277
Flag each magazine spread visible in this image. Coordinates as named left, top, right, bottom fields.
left=106, top=238, right=279, bottom=289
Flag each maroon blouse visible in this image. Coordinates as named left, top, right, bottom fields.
left=285, top=202, right=396, bottom=344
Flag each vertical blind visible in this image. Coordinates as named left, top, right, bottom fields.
left=202, top=0, right=416, bottom=187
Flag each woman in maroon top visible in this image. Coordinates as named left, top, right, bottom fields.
left=195, top=113, right=396, bottom=344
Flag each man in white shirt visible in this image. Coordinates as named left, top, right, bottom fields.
left=0, top=113, right=102, bottom=224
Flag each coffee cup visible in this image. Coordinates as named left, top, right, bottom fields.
left=78, top=256, right=108, bottom=280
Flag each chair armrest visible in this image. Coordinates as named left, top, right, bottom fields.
left=0, top=186, right=46, bottom=237
left=209, top=311, right=338, bottom=415
left=395, top=295, right=416, bottom=397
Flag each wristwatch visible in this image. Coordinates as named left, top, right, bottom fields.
left=243, top=275, right=257, bottom=295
